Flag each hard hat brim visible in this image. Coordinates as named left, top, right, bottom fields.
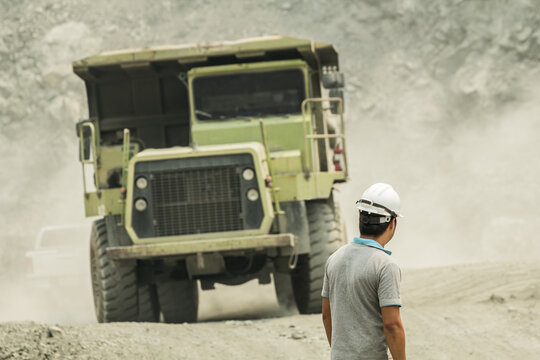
left=356, top=203, right=391, bottom=216
left=356, top=200, right=403, bottom=218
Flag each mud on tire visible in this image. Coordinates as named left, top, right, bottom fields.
left=90, top=219, right=159, bottom=322
left=291, top=200, right=345, bottom=314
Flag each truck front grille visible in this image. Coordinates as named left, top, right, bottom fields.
left=150, top=166, right=242, bottom=236
left=131, top=153, right=263, bottom=239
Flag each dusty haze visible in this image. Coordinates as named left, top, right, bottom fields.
left=1, top=0, right=540, bottom=325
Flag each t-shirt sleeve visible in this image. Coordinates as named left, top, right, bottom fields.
left=321, top=262, right=330, bottom=298
left=378, top=261, right=402, bottom=307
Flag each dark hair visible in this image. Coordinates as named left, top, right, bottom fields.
left=359, top=211, right=395, bottom=237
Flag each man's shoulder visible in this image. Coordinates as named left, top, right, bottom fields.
left=326, top=242, right=400, bottom=269
left=326, top=242, right=349, bottom=264
left=328, top=242, right=387, bottom=259
left=370, top=249, right=399, bottom=267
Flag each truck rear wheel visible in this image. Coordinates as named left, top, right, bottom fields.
left=291, top=200, right=344, bottom=314
left=137, top=284, right=160, bottom=322
left=156, top=278, right=198, bottom=323
left=273, top=272, right=296, bottom=311
left=90, top=219, right=159, bottom=322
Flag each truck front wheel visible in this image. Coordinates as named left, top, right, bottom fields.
left=291, top=200, right=344, bottom=314
left=90, top=219, right=159, bottom=322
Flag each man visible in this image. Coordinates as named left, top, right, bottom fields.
left=322, top=183, right=406, bottom=360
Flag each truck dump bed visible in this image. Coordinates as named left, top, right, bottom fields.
left=73, top=36, right=338, bottom=69
left=72, top=36, right=339, bottom=150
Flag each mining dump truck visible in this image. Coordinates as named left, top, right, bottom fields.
left=73, top=36, right=348, bottom=323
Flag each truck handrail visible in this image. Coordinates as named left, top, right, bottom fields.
left=120, top=128, right=131, bottom=225
left=301, top=97, right=348, bottom=178
left=258, top=119, right=283, bottom=215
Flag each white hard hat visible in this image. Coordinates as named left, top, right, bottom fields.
left=356, top=183, right=403, bottom=218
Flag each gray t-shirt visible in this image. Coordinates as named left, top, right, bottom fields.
left=322, top=239, right=402, bottom=360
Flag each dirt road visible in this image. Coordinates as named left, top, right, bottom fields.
left=2, top=261, right=538, bottom=359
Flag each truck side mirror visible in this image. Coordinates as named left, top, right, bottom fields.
left=76, top=121, right=93, bottom=161
left=80, top=136, right=91, bottom=161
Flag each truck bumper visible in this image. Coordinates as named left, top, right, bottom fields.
left=106, top=233, right=296, bottom=260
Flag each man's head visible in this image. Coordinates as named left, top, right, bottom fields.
left=356, top=183, right=402, bottom=245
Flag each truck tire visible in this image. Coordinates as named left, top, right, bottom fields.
left=291, top=200, right=344, bottom=314
left=90, top=219, right=159, bottom=322
left=156, top=278, right=198, bottom=323
left=90, top=219, right=138, bottom=322
left=273, top=272, right=296, bottom=311
left=137, top=284, right=160, bottom=322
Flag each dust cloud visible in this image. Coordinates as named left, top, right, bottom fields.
left=1, top=0, right=540, bottom=325
left=338, top=72, right=540, bottom=268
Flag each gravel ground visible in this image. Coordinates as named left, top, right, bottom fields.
left=2, top=261, right=539, bottom=360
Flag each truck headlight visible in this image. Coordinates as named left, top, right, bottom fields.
left=136, top=177, right=148, bottom=190
left=246, top=188, right=259, bottom=201
left=242, top=168, right=255, bottom=181
left=135, top=198, right=148, bottom=211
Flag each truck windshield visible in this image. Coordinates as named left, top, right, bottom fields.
left=193, top=69, right=305, bottom=120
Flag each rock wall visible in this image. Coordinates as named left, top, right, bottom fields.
left=1, top=0, right=539, bottom=269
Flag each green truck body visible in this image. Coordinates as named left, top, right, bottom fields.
left=74, top=36, right=348, bottom=323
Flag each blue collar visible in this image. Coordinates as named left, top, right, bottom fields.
left=353, top=237, right=392, bottom=255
